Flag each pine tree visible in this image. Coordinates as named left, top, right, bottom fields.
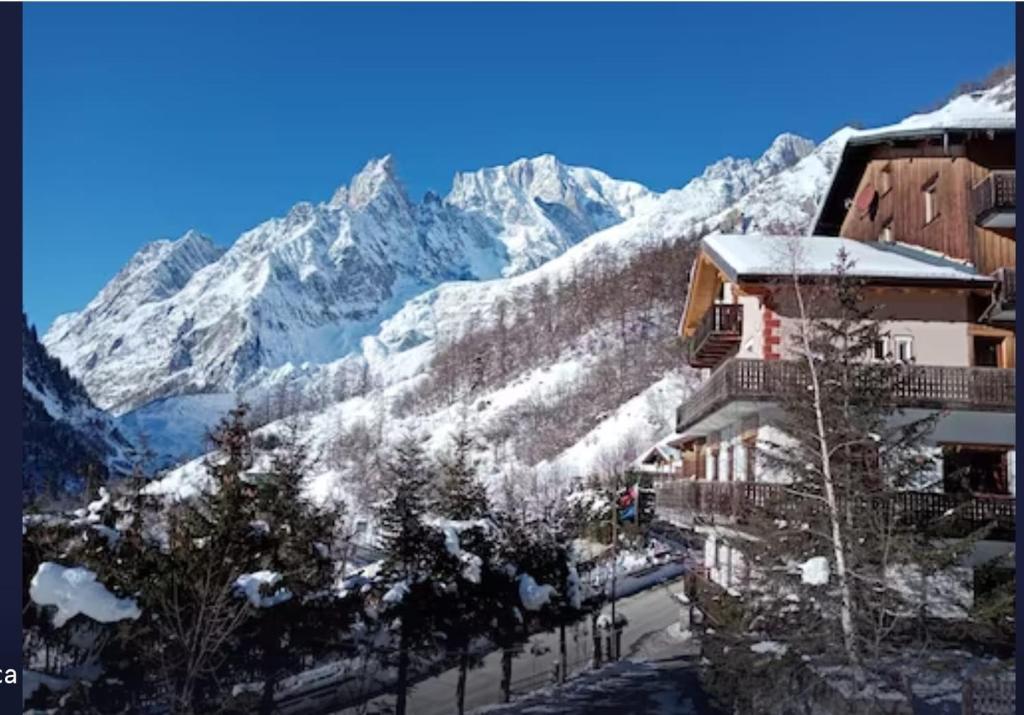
left=432, top=429, right=496, bottom=714
left=377, top=435, right=446, bottom=715
left=235, top=421, right=352, bottom=715
left=435, top=428, right=490, bottom=520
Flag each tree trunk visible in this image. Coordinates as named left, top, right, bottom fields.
left=259, top=674, right=276, bottom=715
left=456, top=648, right=469, bottom=715
left=559, top=622, right=567, bottom=683
left=792, top=272, right=862, bottom=676
left=396, top=624, right=409, bottom=715
left=500, top=648, right=513, bottom=703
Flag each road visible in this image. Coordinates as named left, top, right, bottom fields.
left=330, top=575, right=689, bottom=715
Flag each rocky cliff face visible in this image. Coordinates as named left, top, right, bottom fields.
left=23, top=314, right=133, bottom=498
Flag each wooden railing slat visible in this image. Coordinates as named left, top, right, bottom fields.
left=653, top=481, right=1015, bottom=538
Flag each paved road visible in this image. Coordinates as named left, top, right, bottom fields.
left=331, top=576, right=690, bottom=715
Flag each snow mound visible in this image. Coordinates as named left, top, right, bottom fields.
left=800, top=556, right=830, bottom=587
left=518, top=573, right=556, bottom=611
left=382, top=580, right=410, bottom=604
left=750, top=640, right=789, bottom=656
left=234, top=571, right=293, bottom=608
left=30, top=562, right=141, bottom=627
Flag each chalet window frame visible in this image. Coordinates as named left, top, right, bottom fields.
left=879, top=217, right=894, bottom=243
left=871, top=336, right=890, bottom=362
left=922, top=173, right=940, bottom=226
left=878, top=162, right=893, bottom=197
left=893, top=334, right=914, bottom=363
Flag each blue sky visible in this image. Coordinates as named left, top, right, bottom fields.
left=24, top=3, right=1014, bottom=330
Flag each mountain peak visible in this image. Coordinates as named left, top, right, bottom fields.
left=755, top=133, right=815, bottom=173
left=339, top=154, right=408, bottom=210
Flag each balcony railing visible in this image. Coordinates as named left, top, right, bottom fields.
left=654, top=481, right=1015, bottom=539
left=686, top=303, right=743, bottom=369
left=994, top=266, right=1016, bottom=307
left=971, top=171, right=1016, bottom=228
left=676, top=359, right=1015, bottom=435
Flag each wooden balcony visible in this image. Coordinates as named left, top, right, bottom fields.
left=654, top=480, right=1015, bottom=540
left=971, top=171, right=1015, bottom=229
left=675, top=359, right=1015, bottom=435
left=686, top=304, right=743, bottom=369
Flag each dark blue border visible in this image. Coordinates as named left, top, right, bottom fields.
left=1016, top=3, right=1022, bottom=707
left=2, top=2, right=23, bottom=709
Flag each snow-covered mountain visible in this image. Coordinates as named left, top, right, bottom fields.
left=43, top=155, right=657, bottom=414
left=23, top=315, right=134, bottom=498
left=447, top=153, right=658, bottom=275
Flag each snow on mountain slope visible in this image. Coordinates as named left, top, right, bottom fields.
left=23, top=316, right=134, bottom=496
left=535, top=371, right=698, bottom=480
left=44, top=155, right=657, bottom=415
left=447, top=154, right=658, bottom=275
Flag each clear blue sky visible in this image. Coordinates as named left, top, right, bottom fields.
left=24, top=3, right=1014, bottom=330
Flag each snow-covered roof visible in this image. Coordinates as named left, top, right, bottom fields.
left=838, top=77, right=1016, bottom=147
left=633, top=434, right=683, bottom=467
left=703, top=234, right=994, bottom=286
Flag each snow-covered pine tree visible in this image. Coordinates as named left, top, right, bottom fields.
left=232, top=420, right=354, bottom=715
left=431, top=427, right=500, bottom=714
left=434, top=427, right=490, bottom=521
left=377, top=435, right=448, bottom=715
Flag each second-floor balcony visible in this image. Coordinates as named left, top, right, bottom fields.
left=654, top=480, right=1015, bottom=540
left=971, top=170, right=1015, bottom=229
left=685, top=303, right=743, bottom=368
left=676, top=358, right=1016, bottom=436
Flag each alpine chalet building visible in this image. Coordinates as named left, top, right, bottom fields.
left=656, top=98, right=1015, bottom=604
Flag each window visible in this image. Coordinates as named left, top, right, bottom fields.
left=942, top=445, right=1010, bottom=495
left=879, top=219, right=893, bottom=243
left=923, top=175, right=939, bottom=224
left=878, top=164, right=892, bottom=195
left=973, top=336, right=1002, bottom=367
left=893, top=335, right=914, bottom=363
left=872, top=337, right=889, bottom=361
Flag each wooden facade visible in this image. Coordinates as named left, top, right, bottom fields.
left=832, top=134, right=1015, bottom=276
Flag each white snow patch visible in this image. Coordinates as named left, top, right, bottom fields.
left=30, top=562, right=141, bottom=627
left=800, top=556, right=830, bottom=586
left=518, top=573, right=557, bottom=611
left=750, top=640, right=789, bottom=657
left=234, top=571, right=293, bottom=608
left=382, top=580, right=410, bottom=605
